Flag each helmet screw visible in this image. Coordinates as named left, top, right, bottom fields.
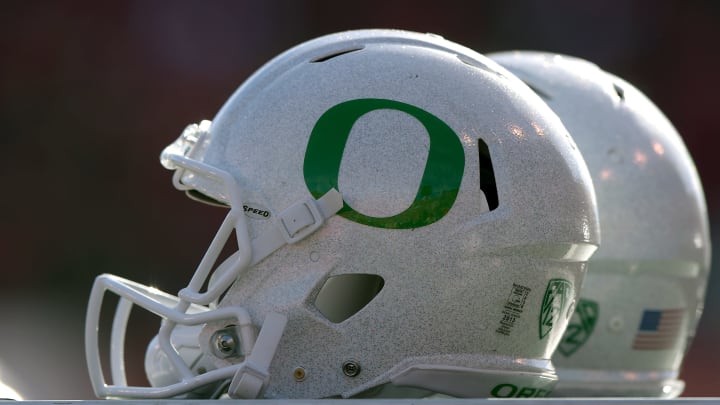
left=211, top=327, right=240, bottom=358
left=293, top=367, right=306, bottom=382
left=216, top=333, right=236, bottom=354
left=342, top=361, right=361, bottom=377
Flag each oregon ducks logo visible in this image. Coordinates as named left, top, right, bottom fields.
left=303, top=98, right=466, bottom=229
left=557, top=298, right=598, bottom=356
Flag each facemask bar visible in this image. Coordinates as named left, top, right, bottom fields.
left=86, top=122, right=344, bottom=398
left=85, top=274, right=265, bottom=398
left=86, top=128, right=256, bottom=397
left=161, top=121, right=214, bottom=190
left=161, top=125, right=254, bottom=305
left=161, top=144, right=344, bottom=304
left=160, top=125, right=344, bottom=306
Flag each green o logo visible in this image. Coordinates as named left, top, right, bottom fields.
left=303, top=98, right=464, bottom=229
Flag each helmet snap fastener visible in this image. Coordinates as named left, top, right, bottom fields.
left=342, top=361, right=361, bottom=377
left=293, top=367, right=306, bottom=381
left=211, top=327, right=241, bottom=358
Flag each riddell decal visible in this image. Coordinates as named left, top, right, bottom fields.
left=243, top=203, right=271, bottom=219
left=539, top=279, right=572, bottom=339
left=557, top=298, right=598, bottom=356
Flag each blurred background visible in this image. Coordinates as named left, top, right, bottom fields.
left=1, top=0, right=719, bottom=399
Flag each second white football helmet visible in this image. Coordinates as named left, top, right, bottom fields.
left=85, top=30, right=599, bottom=399
left=492, top=51, right=711, bottom=397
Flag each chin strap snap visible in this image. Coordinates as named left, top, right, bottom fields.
left=250, top=188, right=343, bottom=265
left=220, top=191, right=341, bottom=398
left=203, top=188, right=344, bottom=301
left=228, top=312, right=288, bottom=399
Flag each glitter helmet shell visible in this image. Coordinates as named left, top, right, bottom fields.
left=85, top=30, right=599, bottom=400
left=491, top=51, right=711, bottom=398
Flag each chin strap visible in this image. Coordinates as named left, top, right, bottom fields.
left=219, top=190, right=344, bottom=398
left=251, top=188, right=344, bottom=264
left=228, top=312, right=288, bottom=399
left=206, top=188, right=344, bottom=293
left=213, top=189, right=344, bottom=398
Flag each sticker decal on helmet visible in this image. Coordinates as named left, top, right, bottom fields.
left=557, top=298, right=598, bottom=356
left=243, top=203, right=272, bottom=219
left=491, top=383, right=551, bottom=398
left=496, top=283, right=532, bottom=337
left=632, top=308, right=685, bottom=351
left=539, top=278, right=573, bottom=339
left=303, top=98, right=465, bottom=229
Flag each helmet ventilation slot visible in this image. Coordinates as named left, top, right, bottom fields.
left=612, top=82, right=625, bottom=101
left=313, top=274, right=384, bottom=323
left=478, top=139, right=499, bottom=211
left=310, top=47, right=364, bottom=63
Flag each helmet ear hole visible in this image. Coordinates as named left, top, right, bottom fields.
left=313, top=274, right=384, bottom=323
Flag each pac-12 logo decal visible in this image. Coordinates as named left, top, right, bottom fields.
left=303, top=98, right=497, bottom=229
left=557, top=298, right=598, bottom=356
left=539, top=278, right=573, bottom=339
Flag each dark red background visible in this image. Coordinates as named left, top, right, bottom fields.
left=1, top=1, right=718, bottom=399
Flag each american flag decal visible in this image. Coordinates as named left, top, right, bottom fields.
left=632, top=308, right=685, bottom=350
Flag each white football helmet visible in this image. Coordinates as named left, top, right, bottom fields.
left=85, top=30, right=599, bottom=399
left=0, top=382, right=21, bottom=401
left=491, top=51, right=711, bottom=397
left=0, top=378, right=21, bottom=401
